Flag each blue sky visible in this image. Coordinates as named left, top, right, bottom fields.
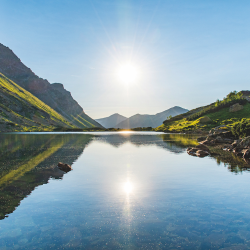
left=1, top=0, right=250, bottom=118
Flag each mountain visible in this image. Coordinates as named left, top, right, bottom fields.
left=155, top=91, right=250, bottom=133
left=114, top=106, right=189, bottom=129
left=0, top=73, right=74, bottom=131
left=0, top=43, right=102, bottom=129
left=95, top=113, right=127, bottom=128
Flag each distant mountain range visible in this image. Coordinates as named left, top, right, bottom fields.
left=0, top=43, right=102, bottom=131
left=95, top=106, right=189, bottom=129
left=96, top=113, right=127, bottom=128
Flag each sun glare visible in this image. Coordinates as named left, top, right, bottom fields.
left=117, top=63, right=138, bottom=84
left=123, top=181, right=134, bottom=194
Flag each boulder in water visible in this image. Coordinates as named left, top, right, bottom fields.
left=58, top=162, right=72, bottom=172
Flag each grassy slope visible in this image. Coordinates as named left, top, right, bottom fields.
left=0, top=73, right=75, bottom=131
left=70, top=114, right=99, bottom=129
left=156, top=102, right=250, bottom=133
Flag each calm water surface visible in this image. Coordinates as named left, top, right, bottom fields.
left=0, top=132, right=250, bottom=249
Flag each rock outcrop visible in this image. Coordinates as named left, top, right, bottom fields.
left=0, top=43, right=102, bottom=129
left=229, top=103, right=244, bottom=112
left=187, top=144, right=210, bottom=157
left=199, top=116, right=212, bottom=123
left=195, top=128, right=250, bottom=163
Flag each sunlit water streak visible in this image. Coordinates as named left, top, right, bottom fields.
left=0, top=132, right=249, bottom=249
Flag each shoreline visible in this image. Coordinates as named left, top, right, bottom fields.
left=187, top=128, right=250, bottom=167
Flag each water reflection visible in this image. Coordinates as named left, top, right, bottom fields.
left=0, top=133, right=249, bottom=219
left=0, top=133, right=94, bottom=220
left=0, top=133, right=196, bottom=221
left=0, top=132, right=250, bottom=249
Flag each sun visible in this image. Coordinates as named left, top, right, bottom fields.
left=123, top=181, right=133, bottom=194
left=117, top=63, right=138, bottom=84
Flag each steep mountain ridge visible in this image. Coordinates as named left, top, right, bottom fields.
left=0, top=73, right=73, bottom=131
left=0, top=43, right=101, bottom=129
left=115, top=106, right=189, bottom=129
left=95, top=113, right=127, bottom=128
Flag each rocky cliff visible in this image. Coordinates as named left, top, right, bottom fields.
left=0, top=43, right=102, bottom=128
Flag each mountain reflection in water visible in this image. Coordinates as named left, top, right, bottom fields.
left=0, top=133, right=93, bottom=219
left=0, top=132, right=248, bottom=221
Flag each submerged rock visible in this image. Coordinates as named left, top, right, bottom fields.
left=58, top=162, right=72, bottom=172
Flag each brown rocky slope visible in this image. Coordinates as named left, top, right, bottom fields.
left=0, top=43, right=102, bottom=129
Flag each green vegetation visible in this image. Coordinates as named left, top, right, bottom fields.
left=131, top=127, right=153, bottom=131
left=156, top=91, right=250, bottom=134
left=186, top=91, right=246, bottom=121
left=0, top=73, right=76, bottom=131
left=232, top=119, right=250, bottom=138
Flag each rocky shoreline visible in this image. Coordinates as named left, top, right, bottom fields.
left=187, top=126, right=250, bottom=164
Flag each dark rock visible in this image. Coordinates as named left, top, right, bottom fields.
left=58, top=162, right=72, bottom=172
left=232, top=140, right=239, bottom=148
left=242, top=149, right=250, bottom=159
left=196, top=144, right=210, bottom=153
left=209, top=126, right=228, bottom=136
left=207, top=131, right=235, bottom=141
left=218, top=131, right=234, bottom=139
left=235, top=152, right=244, bottom=157
left=238, top=136, right=250, bottom=148
left=200, top=140, right=215, bottom=146
left=210, top=152, right=220, bottom=156
left=233, top=147, right=245, bottom=153
left=187, top=148, right=199, bottom=155
left=215, top=136, right=234, bottom=144
left=187, top=146, right=209, bottom=157
left=197, top=136, right=207, bottom=142
left=196, top=150, right=209, bottom=157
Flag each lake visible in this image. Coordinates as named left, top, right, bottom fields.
left=0, top=132, right=250, bottom=249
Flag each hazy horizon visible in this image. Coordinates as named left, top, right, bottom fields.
left=1, top=0, right=250, bottom=119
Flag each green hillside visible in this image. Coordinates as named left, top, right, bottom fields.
left=156, top=91, right=250, bottom=133
left=0, top=43, right=102, bottom=129
left=0, top=73, right=75, bottom=132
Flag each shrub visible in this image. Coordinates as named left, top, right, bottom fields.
left=232, top=119, right=250, bottom=138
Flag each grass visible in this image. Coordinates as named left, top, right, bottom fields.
left=0, top=73, right=76, bottom=131
left=156, top=102, right=250, bottom=133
